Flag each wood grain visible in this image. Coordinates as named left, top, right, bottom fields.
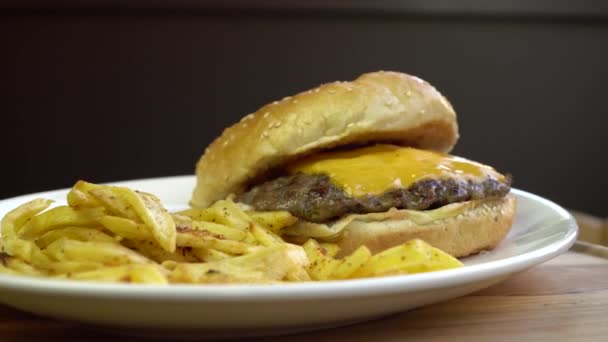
left=0, top=248, right=605, bottom=342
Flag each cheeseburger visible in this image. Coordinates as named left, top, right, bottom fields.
left=191, top=71, right=515, bottom=258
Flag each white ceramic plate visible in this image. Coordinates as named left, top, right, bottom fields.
left=0, top=176, right=577, bottom=339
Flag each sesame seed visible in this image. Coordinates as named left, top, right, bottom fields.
left=272, top=101, right=279, bottom=105
left=406, top=90, right=412, bottom=97
left=293, top=99, right=299, bottom=103
left=263, top=112, right=270, bottom=118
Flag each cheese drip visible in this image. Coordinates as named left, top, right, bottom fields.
left=287, top=145, right=505, bottom=198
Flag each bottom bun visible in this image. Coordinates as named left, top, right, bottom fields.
left=283, top=195, right=517, bottom=258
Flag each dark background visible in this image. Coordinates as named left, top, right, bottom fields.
left=1, top=1, right=607, bottom=216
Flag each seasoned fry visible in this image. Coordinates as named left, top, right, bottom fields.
left=89, top=187, right=139, bottom=220
left=352, top=239, right=463, bottom=277
left=44, top=238, right=152, bottom=266
left=1, top=199, right=53, bottom=240
left=36, top=227, right=116, bottom=249
left=250, top=223, right=283, bottom=247
left=169, top=244, right=307, bottom=283
left=172, top=214, right=249, bottom=241
left=98, top=215, right=151, bottom=240
left=123, top=239, right=199, bottom=263
left=67, top=180, right=103, bottom=209
left=178, top=200, right=251, bottom=230
left=0, top=181, right=463, bottom=284
left=330, top=246, right=372, bottom=279
left=303, top=239, right=340, bottom=281
left=176, top=230, right=260, bottom=255
left=319, top=242, right=341, bottom=258
left=247, top=211, right=298, bottom=233
left=116, top=188, right=176, bottom=252
left=64, top=264, right=168, bottom=284
left=18, top=206, right=104, bottom=240
left=189, top=247, right=231, bottom=262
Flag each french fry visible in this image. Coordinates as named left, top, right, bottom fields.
left=122, top=239, right=199, bottom=263
left=330, top=246, right=372, bottom=279
left=0, top=181, right=464, bottom=284
left=129, top=264, right=168, bottom=284
left=170, top=244, right=307, bottom=283
left=18, top=206, right=104, bottom=240
left=302, top=239, right=339, bottom=280
left=4, top=257, right=46, bottom=277
left=1, top=199, right=53, bottom=240
left=176, top=230, right=259, bottom=255
left=98, top=215, right=151, bottom=240
left=172, top=214, right=249, bottom=241
left=247, top=211, right=298, bottom=233
left=44, top=238, right=151, bottom=266
left=65, top=264, right=168, bottom=284
left=36, top=227, right=116, bottom=249
left=250, top=223, right=283, bottom=247
left=353, top=239, right=463, bottom=277
left=89, top=187, right=139, bottom=220
left=178, top=200, right=251, bottom=231
left=319, top=242, right=340, bottom=258
left=67, top=180, right=103, bottom=209
left=190, top=247, right=231, bottom=262
left=46, top=261, right=106, bottom=274
left=107, top=188, right=176, bottom=253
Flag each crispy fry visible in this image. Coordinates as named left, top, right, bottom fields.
left=172, top=214, right=248, bottom=241
left=46, top=261, right=105, bottom=274
left=108, top=188, right=176, bottom=253
left=247, top=211, right=298, bottom=233
left=67, top=180, right=103, bottom=209
left=303, top=239, right=339, bottom=281
left=123, top=239, right=199, bottom=263
left=98, top=215, right=151, bottom=240
left=170, top=244, right=307, bottom=283
left=331, top=246, right=371, bottom=279
left=189, top=247, right=231, bottom=262
left=3, top=257, right=46, bottom=277
left=250, top=223, right=283, bottom=247
left=1, top=199, right=53, bottom=240
left=319, top=242, right=340, bottom=258
left=18, top=206, right=104, bottom=240
left=44, top=238, right=152, bottom=266
left=0, top=181, right=463, bottom=284
left=176, top=230, right=259, bottom=255
left=89, top=187, right=139, bottom=220
left=90, top=186, right=176, bottom=252
left=353, top=239, right=463, bottom=277
left=64, top=264, right=168, bottom=284
left=36, top=227, right=116, bottom=249
left=178, top=200, right=251, bottom=230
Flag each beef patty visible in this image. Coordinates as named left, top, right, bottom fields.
left=237, top=173, right=512, bottom=223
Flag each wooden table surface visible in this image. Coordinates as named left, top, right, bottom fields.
left=0, top=243, right=606, bottom=342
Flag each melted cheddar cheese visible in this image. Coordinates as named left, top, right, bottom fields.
left=287, top=145, right=505, bottom=198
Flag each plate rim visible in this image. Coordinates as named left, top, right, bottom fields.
left=0, top=176, right=578, bottom=301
